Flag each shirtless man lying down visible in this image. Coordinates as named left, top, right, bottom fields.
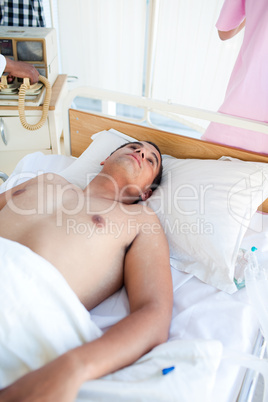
left=0, top=141, right=173, bottom=402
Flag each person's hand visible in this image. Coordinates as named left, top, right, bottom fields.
left=4, top=57, right=40, bottom=84
left=0, top=353, right=84, bottom=402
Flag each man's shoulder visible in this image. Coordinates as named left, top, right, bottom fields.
left=125, top=203, right=160, bottom=223
left=39, top=173, right=73, bottom=186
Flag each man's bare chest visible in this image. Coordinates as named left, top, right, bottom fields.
left=6, top=184, right=140, bottom=237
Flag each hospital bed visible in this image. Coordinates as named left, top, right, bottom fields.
left=1, top=87, right=268, bottom=402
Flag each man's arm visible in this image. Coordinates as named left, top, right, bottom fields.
left=0, top=214, right=173, bottom=401
left=218, top=18, right=246, bottom=40
left=76, top=213, right=173, bottom=377
left=76, top=221, right=173, bottom=378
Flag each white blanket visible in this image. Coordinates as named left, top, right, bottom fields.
left=78, top=339, right=223, bottom=402
left=0, top=237, right=102, bottom=387
left=0, top=236, right=223, bottom=401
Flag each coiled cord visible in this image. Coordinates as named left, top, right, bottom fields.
left=18, top=75, right=51, bottom=130
left=0, top=75, right=8, bottom=90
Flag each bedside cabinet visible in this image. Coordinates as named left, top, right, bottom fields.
left=0, top=74, right=68, bottom=176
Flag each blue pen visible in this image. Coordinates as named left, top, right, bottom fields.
left=162, top=366, right=175, bottom=375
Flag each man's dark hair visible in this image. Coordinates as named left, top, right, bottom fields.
left=145, top=141, right=163, bottom=191
left=111, top=141, right=163, bottom=192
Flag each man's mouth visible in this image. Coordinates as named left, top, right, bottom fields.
left=129, top=154, right=141, bottom=167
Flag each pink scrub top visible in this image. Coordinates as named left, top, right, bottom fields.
left=202, top=0, right=268, bottom=154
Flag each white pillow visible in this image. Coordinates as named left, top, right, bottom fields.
left=144, top=156, right=268, bottom=293
left=59, top=129, right=135, bottom=188
left=0, top=152, right=74, bottom=193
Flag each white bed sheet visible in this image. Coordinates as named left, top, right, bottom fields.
left=0, top=152, right=265, bottom=402
left=89, top=256, right=261, bottom=402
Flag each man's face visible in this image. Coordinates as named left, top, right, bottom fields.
left=101, top=141, right=161, bottom=200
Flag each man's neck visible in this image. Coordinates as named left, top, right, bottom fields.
left=84, top=176, right=138, bottom=205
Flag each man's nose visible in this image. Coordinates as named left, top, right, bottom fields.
left=135, top=149, right=145, bottom=159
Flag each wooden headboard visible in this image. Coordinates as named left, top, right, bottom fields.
left=69, top=109, right=268, bottom=162
left=69, top=108, right=268, bottom=212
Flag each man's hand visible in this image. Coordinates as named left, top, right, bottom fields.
left=0, top=352, right=85, bottom=402
left=4, top=57, right=40, bottom=84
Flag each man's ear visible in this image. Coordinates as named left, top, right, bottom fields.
left=140, top=188, right=153, bottom=201
left=100, top=156, right=109, bottom=166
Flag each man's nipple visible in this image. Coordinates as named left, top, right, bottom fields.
left=12, top=189, right=26, bottom=197
left=92, top=214, right=105, bottom=227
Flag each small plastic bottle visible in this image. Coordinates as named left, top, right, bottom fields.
left=234, top=246, right=259, bottom=290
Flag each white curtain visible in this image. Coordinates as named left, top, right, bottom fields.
left=150, top=0, right=244, bottom=129
left=56, top=0, right=147, bottom=95
left=46, top=0, right=243, bottom=126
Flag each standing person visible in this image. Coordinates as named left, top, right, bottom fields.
left=0, top=0, right=45, bottom=27
left=202, top=0, right=268, bottom=154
